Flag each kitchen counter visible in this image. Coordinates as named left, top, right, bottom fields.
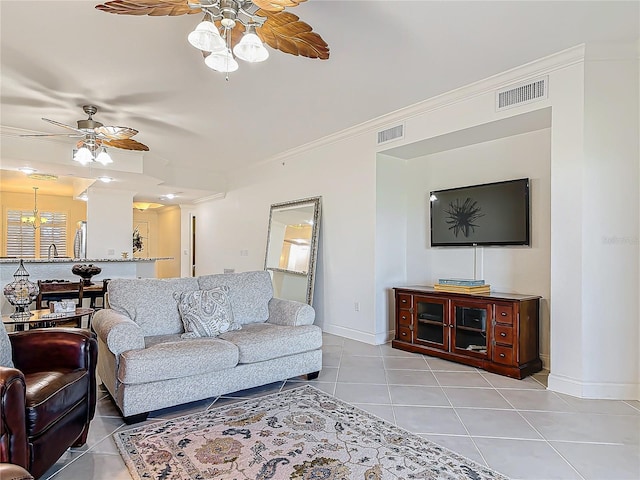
left=0, top=257, right=171, bottom=263
left=1, top=257, right=171, bottom=315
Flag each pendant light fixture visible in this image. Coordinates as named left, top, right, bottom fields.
left=21, top=187, right=48, bottom=229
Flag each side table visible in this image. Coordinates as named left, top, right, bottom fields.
left=2, top=308, right=95, bottom=331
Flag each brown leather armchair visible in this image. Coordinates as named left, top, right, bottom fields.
left=0, top=328, right=97, bottom=479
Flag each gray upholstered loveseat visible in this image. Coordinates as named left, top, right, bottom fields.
left=92, top=270, right=322, bottom=423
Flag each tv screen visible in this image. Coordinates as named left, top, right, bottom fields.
left=430, top=178, right=530, bottom=247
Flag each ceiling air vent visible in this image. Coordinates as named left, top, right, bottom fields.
left=377, top=124, right=404, bottom=145
left=496, top=77, right=548, bottom=111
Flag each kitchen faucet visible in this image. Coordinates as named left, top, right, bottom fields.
left=47, top=244, right=59, bottom=261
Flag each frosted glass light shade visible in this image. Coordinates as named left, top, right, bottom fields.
left=233, top=32, right=269, bottom=63
left=188, top=21, right=225, bottom=52
left=204, top=49, right=239, bottom=72
left=95, top=148, right=113, bottom=165
left=73, top=147, right=94, bottom=165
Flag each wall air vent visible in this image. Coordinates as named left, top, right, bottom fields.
left=496, top=77, right=548, bottom=111
left=377, top=124, right=404, bottom=145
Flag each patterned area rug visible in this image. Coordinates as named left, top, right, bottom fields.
left=114, top=385, right=509, bottom=480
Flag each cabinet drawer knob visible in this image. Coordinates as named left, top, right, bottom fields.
left=499, top=353, right=506, bottom=358
left=500, top=332, right=507, bottom=337
left=402, top=299, right=407, bottom=303
left=401, top=332, right=407, bottom=336
left=501, top=312, right=507, bottom=316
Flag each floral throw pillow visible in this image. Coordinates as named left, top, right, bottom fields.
left=0, top=321, right=14, bottom=368
left=175, top=286, right=241, bottom=338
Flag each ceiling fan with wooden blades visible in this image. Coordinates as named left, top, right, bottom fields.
left=21, top=105, right=149, bottom=154
left=94, top=0, right=329, bottom=73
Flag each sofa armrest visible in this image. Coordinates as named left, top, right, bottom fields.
left=92, top=309, right=145, bottom=355
left=0, top=367, right=28, bottom=469
left=10, top=328, right=96, bottom=374
left=267, top=297, right=315, bottom=326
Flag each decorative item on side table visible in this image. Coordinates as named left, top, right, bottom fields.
left=72, top=264, right=102, bottom=286
left=3, top=260, right=39, bottom=318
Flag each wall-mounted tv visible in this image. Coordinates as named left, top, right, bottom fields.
left=430, top=178, right=530, bottom=247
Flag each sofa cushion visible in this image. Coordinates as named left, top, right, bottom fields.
left=176, top=286, right=241, bottom=338
left=0, top=322, right=13, bottom=368
left=218, top=323, right=322, bottom=364
left=197, top=271, right=272, bottom=325
left=118, top=335, right=239, bottom=384
left=107, top=277, right=199, bottom=336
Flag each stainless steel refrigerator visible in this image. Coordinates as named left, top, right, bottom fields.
left=73, top=221, right=87, bottom=259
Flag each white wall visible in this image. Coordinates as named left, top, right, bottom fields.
left=196, top=132, right=377, bottom=339
left=400, top=129, right=552, bottom=366
left=86, top=187, right=134, bottom=259
left=576, top=44, right=639, bottom=398
left=195, top=44, right=639, bottom=399
left=375, top=154, right=409, bottom=342
left=156, top=205, right=181, bottom=278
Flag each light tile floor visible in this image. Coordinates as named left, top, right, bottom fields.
left=44, top=334, right=640, bottom=480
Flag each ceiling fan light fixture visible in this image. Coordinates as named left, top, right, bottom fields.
left=73, top=146, right=94, bottom=165
left=188, top=20, right=225, bottom=53
left=233, top=26, right=269, bottom=63
left=95, top=147, right=113, bottom=165
left=204, top=49, right=239, bottom=73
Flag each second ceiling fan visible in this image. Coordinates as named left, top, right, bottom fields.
left=23, top=105, right=149, bottom=165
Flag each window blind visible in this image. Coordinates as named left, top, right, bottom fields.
left=6, top=209, right=67, bottom=258
left=38, top=211, right=68, bottom=258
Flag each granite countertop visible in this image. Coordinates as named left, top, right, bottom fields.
left=0, top=257, right=172, bottom=264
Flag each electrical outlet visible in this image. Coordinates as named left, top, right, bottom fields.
left=224, top=268, right=235, bottom=274
left=354, top=302, right=360, bottom=312
left=240, top=250, right=249, bottom=256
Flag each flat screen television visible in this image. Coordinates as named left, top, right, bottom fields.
left=430, top=178, right=530, bottom=247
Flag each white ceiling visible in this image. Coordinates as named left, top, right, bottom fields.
left=1, top=1, right=638, bottom=204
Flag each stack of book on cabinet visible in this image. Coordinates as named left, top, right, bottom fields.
left=434, top=278, right=491, bottom=294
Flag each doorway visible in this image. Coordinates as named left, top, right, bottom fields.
left=191, top=214, right=196, bottom=277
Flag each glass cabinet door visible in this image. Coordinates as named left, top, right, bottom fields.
left=414, top=296, right=448, bottom=350
left=451, top=301, right=491, bottom=357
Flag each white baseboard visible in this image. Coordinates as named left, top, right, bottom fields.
left=548, top=372, right=640, bottom=400
left=322, top=325, right=392, bottom=346
left=539, top=353, right=550, bottom=371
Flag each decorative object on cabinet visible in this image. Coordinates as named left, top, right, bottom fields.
left=393, top=286, right=541, bottom=379
left=438, top=278, right=486, bottom=286
left=434, top=283, right=491, bottom=294
left=2, top=260, right=39, bottom=318
left=71, top=264, right=102, bottom=286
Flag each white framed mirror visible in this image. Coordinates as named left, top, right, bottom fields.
left=264, top=197, right=321, bottom=304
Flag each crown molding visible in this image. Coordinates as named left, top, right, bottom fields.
left=193, top=192, right=226, bottom=204
left=251, top=44, right=586, bottom=168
